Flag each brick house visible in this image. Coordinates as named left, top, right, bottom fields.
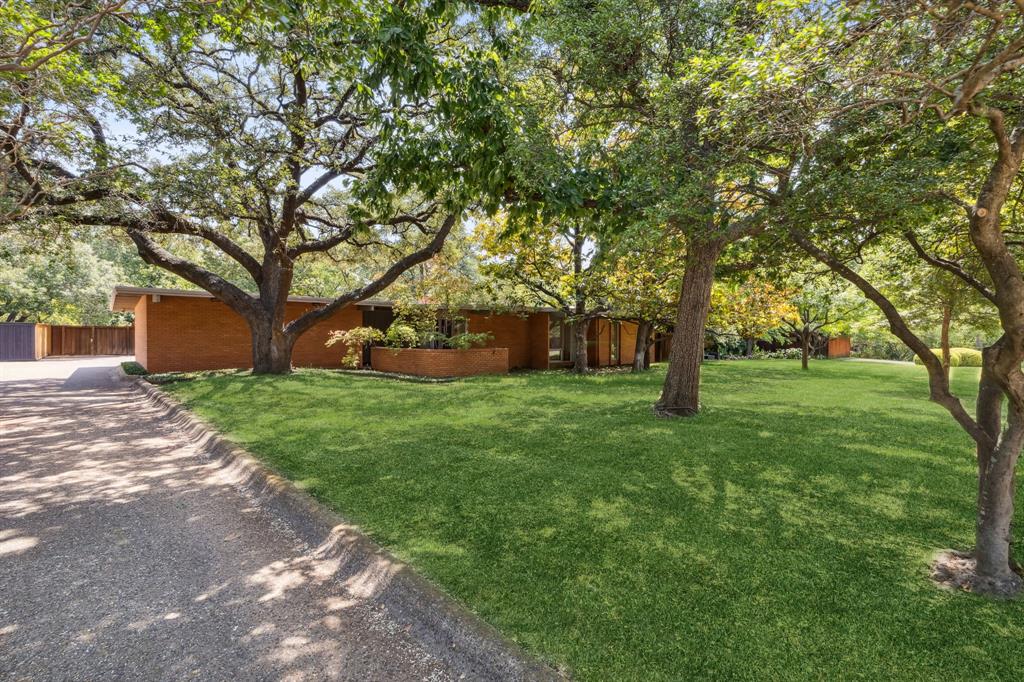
left=110, top=286, right=666, bottom=375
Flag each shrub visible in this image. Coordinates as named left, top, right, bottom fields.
left=759, top=348, right=805, bottom=360
left=121, top=360, right=148, bottom=375
left=446, top=332, right=493, bottom=349
left=326, top=327, right=385, bottom=367
left=384, top=323, right=420, bottom=348
left=912, top=348, right=982, bottom=367
left=851, top=339, right=914, bottom=361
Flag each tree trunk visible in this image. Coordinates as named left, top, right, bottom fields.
left=633, top=321, right=652, bottom=373
left=744, top=338, right=754, bottom=357
left=801, top=331, right=809, bottom=370
left=572, top=318, right=589, bottom=374
left=250, top=318, right=295, bottom=374
left=971, top=347, right=1023, bottom=591
left=940, top=304, right=952, bottom=381
left=974, top=436, right=1023, bottom=589
left=655, top=238, right=724, bottom=417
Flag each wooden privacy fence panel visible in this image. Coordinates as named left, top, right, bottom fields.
left=0, top=323, right=39, bottom=360
left=49, top=325, right=133, bottom=356
left=827, top=336, right=852, bottom=359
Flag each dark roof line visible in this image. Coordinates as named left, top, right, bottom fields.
left=110, top=285, right=557, bottom=314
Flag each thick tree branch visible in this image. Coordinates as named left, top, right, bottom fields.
left=903, top=230, right=996, bottom=303
left=790, top=228, right=990, bottom=448
left=285, top=213, right=459, bottom=337
left=126, top=229, right=260, bottom=319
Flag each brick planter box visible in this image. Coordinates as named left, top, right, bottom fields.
left=369, top=347, right=510, bottom=378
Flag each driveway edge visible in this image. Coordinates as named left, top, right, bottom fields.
left=123, top=370, right=564, bottom=681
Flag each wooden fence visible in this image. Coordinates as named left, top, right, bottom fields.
left=0, top=323, right=40, bottom=360
left=49, top=325, right=133, bottom=356
left=827, top=336, right=852, bottom=358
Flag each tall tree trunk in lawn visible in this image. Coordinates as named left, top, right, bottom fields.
left=974, top=344, right=1023, bottom=588
left=940, top=303, right=952, bottom=381
left=570, top=226, right=590, bottom=374
left=251, top=319, right=296, bottom=374
left=250, top=255, right=297, bottom=374
left=572, top=317, right=589, bottom=373
left=655, top=238, right=724, bottom=417
left=801, top=329, right=810, bottom=370
left=633, top=320, right=652, bottom=372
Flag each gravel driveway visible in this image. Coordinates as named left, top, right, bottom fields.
left=0, top=360, right=480, bottom=681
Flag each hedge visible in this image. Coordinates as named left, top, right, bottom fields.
left=912, top=348, right=982, bottom=367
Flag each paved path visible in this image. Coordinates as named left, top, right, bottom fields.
left=0, top=360, right=459, bottom=681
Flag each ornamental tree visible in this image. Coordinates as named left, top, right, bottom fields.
left=779, top=281, right=859, bottom=371
left=603, top=224, right=682, bottom=371
left=4, top=2, right=516, bottom=373
left=709, top=277, right=795, bottom=357
left=787, top=0, right=1024, bottom=594
left=493, top=0, right=812, bottom=414
left=478, top=213, right=608, bottom=373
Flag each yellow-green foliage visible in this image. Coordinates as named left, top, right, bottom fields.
left=912, top=348, right=982, bottom=367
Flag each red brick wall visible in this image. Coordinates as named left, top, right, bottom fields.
left=142, top=294, right=361, bottom=373
left=370, top=347, right=509, bottom=377
left=466, top=311, right=535, bottom=369
left=527, top=312, right=550, bottom=370
left=292, top=303, right=362, bottom=367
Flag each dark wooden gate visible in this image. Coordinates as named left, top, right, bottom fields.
left=0, top=323, right=38, bottom=360
left=49, top=325, right=133, bottom=356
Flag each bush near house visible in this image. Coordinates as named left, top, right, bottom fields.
left=912, top=348, right=983, bottom=367
left=120, top=361, right=148, bottom=375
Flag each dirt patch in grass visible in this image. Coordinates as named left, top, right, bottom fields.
left=931, top=550, right=1023, bottom=598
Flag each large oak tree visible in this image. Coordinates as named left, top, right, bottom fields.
left=4, top=2, right=516, bottom=373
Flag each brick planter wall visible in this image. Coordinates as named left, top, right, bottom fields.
left=369, top=347, right=510, bottom=377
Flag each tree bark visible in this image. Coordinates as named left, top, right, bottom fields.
left=971, top=342, right=1024, bottom=589
left=940, top=303, right=952, bottom=381
left=633, top=321, right=653, bottom=372
left=655, top=238, right=724, bottom=416
left=801, top=330, right=809, bottom=370
left=974, top=438, right=1021, bottom=586
left=744, top=338, right=755, bottom=357
left=572, top=318, right=589, bottom=373
left=250, top=318, right=296, bottom=374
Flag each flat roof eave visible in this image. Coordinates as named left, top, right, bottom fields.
left=109, top=285, right=556, bottom=314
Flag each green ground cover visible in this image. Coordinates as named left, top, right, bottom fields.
left=164, top=360, right=1024, bottom=680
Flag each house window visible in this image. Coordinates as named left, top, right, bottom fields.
left=549, top=317, right=576, bottom=362
left=610, top=321, right=620, bottom=365
left=422, top=316, right=468, bottom=349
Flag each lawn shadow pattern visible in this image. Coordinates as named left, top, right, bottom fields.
left=166, top=360, right=1024, bottom=681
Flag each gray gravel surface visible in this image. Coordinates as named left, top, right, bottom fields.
left=0, top=369, right=464, bottom=681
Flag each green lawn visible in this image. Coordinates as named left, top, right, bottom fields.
left=164, top=360, right=1024, bottom=680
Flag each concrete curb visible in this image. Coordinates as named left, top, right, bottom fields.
left=126, top=373, right=564, bottom=682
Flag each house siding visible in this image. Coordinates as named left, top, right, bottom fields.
left=527, top=312, right=551, bottom=370
left=370, top=347, right=509, bottom=377
left=128, top=290, right=632, bottom=374
left=620, top=321, right=638, bottom=365
left=142, top=294, right=360, bottom=373
left=466, top=311, right=551, bottom=370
